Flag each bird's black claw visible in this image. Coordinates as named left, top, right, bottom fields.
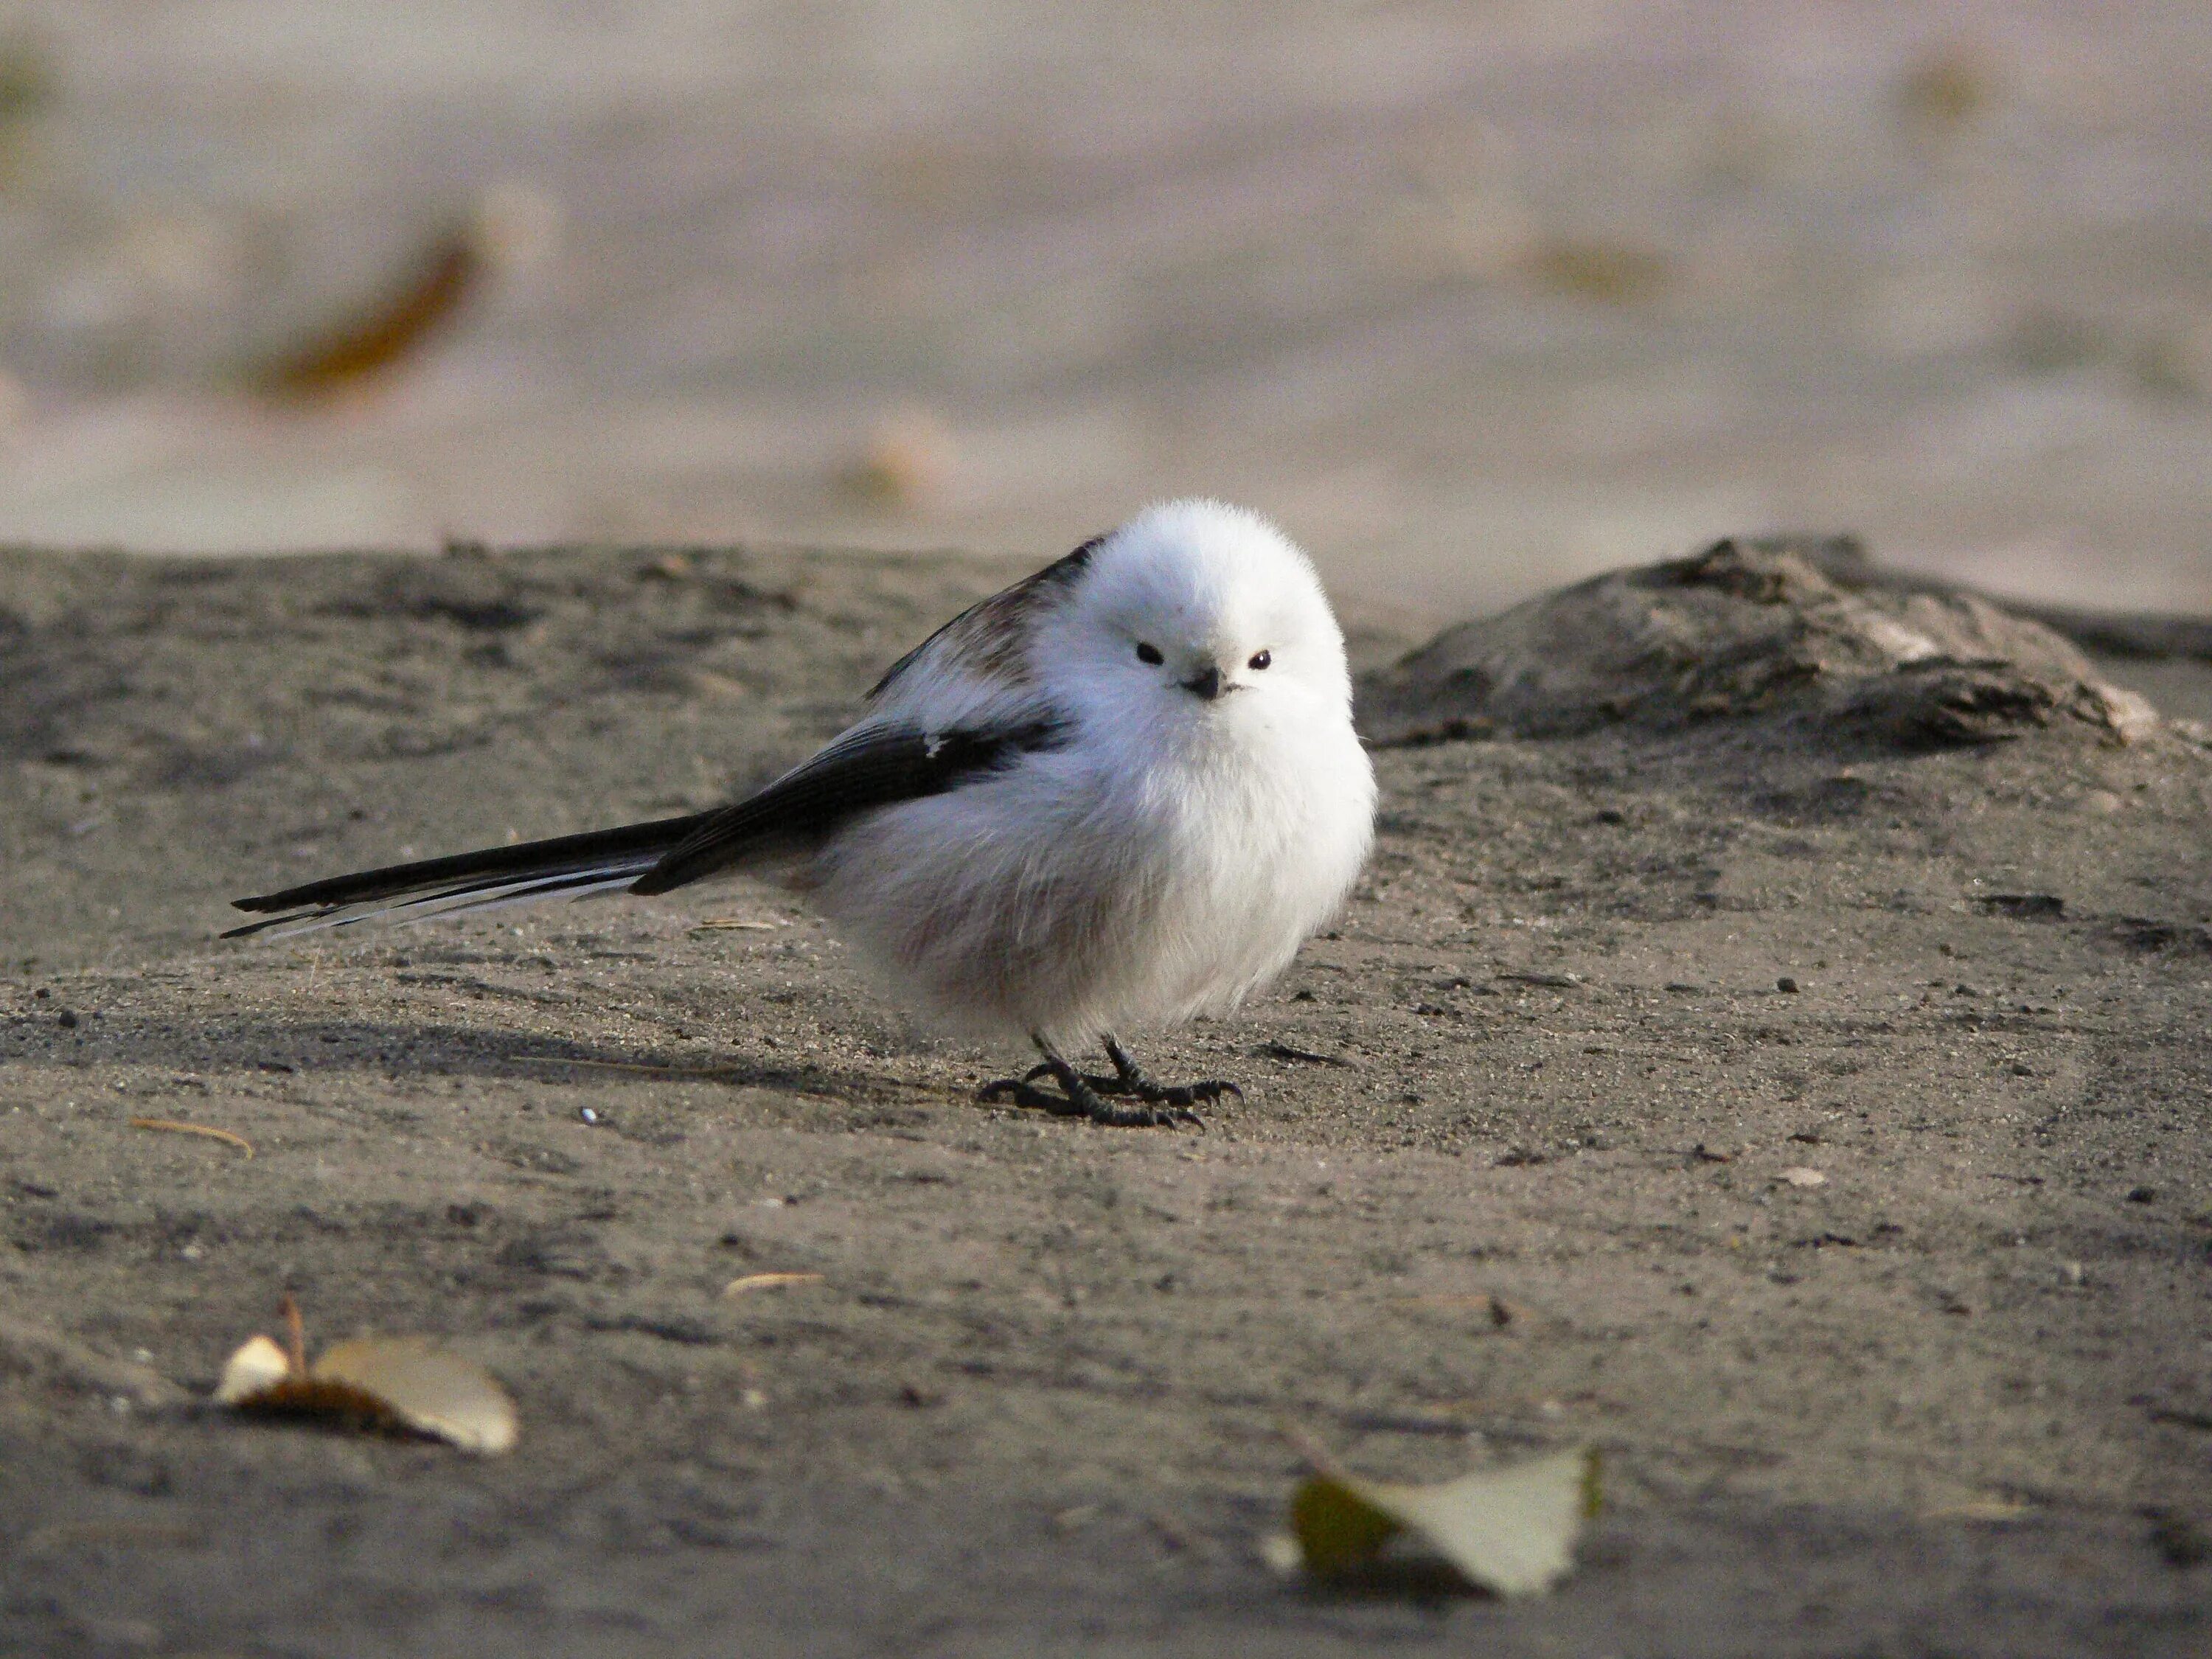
left=975, top=1071, right=1201, bottom=1129
left=1091, top=1036, right=1240, bottom=1114
left=1088, top=1072, right=1221, bottom=1124
left=1087, top=1096, right=1203, bottom=1129
left=978, top=1075, right=1074, bottom=1113
left=1093, top=1071, right=1241, bottom=1109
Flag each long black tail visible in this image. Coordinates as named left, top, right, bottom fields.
left=224, top=813, right=709, bottom=939
left=227, top=714, right=1070, bottom=941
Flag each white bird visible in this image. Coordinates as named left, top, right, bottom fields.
left=229, top=499, right=1377, bottom=1126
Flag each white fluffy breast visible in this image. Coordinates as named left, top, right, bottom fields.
left=812, top=703, right=1372, bottom=1045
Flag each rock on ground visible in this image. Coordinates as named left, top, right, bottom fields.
left=1359, top=535, right=2164, bottom=749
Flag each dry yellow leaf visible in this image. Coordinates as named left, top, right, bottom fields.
left=212, top=1298, right=517, bottom=1455
left=1271, top=1441, right=1598, bottom=1597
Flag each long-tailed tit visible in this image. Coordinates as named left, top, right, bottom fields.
left=229, top=499, right=1377, bottom=1127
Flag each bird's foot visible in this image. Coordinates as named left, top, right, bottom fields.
left=1099, top=1034, right=1242, bottom=1112
left=1093, top=1065, right=1241, bottom=1110
left=978, top=1062, right=1203, bottom=1129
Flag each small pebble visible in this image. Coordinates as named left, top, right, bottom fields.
left=578, top=1107, right=602, bottom=1126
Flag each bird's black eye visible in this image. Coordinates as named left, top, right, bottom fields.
left=1248, top=649, right=1272, bottom=671
left=1135, top=642, right=1164, bottom=665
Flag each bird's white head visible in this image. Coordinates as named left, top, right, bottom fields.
left=1038, top=500, right=1353, bottom=735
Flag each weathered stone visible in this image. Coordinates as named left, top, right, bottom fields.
left=1358, top=535, right=2158, bottom=750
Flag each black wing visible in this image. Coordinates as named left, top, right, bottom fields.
left=630, top=717, right=1066, bottom=894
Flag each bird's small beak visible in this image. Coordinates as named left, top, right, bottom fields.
left=1181, top=665, right=1224, bottom=701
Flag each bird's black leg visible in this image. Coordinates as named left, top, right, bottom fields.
left=1097, top=1034, right=1241, bottom=1113
left=978, top=1035, right=1200, bottom=1128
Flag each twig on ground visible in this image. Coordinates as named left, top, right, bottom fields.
left=723, top=1272, right=824, bottom=1298
left=128, top=1118, right=255, bottom=1158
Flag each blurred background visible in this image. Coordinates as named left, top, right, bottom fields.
left=0, top=0, right=2207, bottom=615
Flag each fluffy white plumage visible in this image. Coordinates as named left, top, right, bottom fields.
left=230, top=499, right=1376, bottom=1123
left=820, top=499, right=1376, bottom=1046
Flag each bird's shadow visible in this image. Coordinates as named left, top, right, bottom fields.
left=6, top=1009, right=947, bottom=1105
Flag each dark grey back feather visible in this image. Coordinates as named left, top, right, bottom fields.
left=866, top=535, right=1102, bottom=701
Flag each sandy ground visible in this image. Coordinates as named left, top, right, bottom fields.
left=3, top=541, right=2211, bottom=1657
